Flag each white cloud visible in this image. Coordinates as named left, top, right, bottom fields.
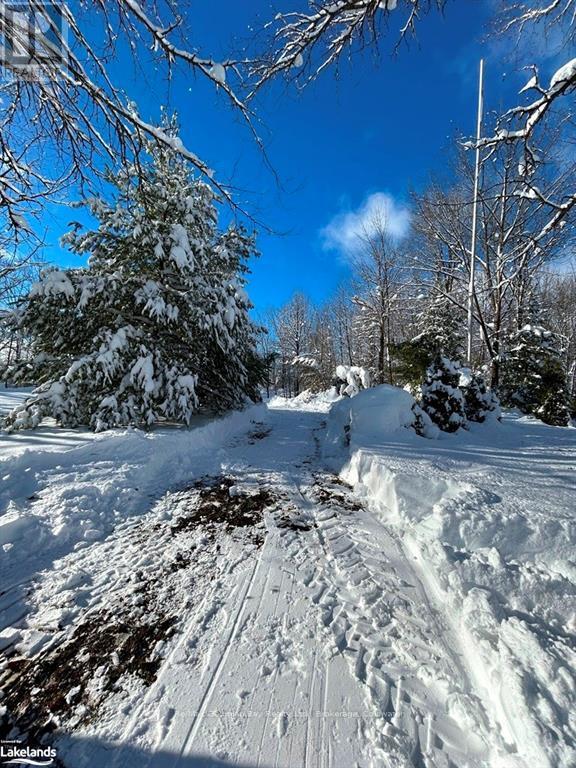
left=321, top=192, right=411, bottom=257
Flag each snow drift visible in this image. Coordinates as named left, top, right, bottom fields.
left=324, top=384, right=419, bottom=461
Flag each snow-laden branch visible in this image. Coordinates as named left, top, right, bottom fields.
left=500, top=0, right=576, bottom=40
left=0, top=0, right=259, bottom=239
left=469, top=57, right=576, bottom=261
left=465, top=2, right=576, bottom=263
left=248, top=0, right=444, bottom=93
left=477, top=59, right=576, bottom=150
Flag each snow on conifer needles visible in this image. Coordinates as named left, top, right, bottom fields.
left=3, top=131, right=263, bottom=432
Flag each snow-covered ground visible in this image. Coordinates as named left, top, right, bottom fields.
left=1, top=389, right=575, bottom=767
left=0, top=386, right=32, bottom=417
left=327, top=386, right=576, bottom=768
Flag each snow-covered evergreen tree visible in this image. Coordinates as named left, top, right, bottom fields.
left=459, top=369, right=501, bottom=423
left=500, top=324, right=570, bottom=426
left=394, top=292, right=465, bottom=386
left=538, top=388, right=571, bottom=428
left=421, top=355, right=466, bottom=433
left=413, top=293, right=464, bottom=360
left=4, top=123, right=263, bottom=431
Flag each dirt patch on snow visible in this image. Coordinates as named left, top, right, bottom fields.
left=247, top=422, right=272, bottom=442
left=275, top=515, right=313, bottom=532
left=1, top=611, right=176, bottom=742
left=310, top=476, right=362, bottom=512
left=0, top=474, right=276, bottom=748
left=170, top=475, right=275, bottom=546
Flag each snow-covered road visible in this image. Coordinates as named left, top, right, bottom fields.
left=1, top=395, right=575, bottom=767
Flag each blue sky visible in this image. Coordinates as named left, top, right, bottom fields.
left=44, top=1, right=562, bottom=313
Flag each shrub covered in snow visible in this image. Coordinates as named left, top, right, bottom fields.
left=334, top=365, right=371, bottom=397
left=3, top=124, right=264, bottom=431
left=459, top=368, right=501, bottom=423
left=328, top=357, right=499, bottom=441
left=411, top=402, right=440, bottom=439
left=500, top=324, right=570, bottom=426
left=421, top=355, right=466, bottom=433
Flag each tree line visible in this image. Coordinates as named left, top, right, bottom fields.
left=1, top=1, right=576, bottom=430
left=264, top=146, right=575, bottom=426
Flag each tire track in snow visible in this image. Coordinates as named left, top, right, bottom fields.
left=297, top=470, right=491, bottom=766
left=177, top=545, right=263, bottom=761
left=169, top=408, right=373, bottom=768
left=279, top=472, right=376, bottom=768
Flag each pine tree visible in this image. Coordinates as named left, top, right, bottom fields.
left=390, top=339, right=430, bottom=389
left=500, top=324, right=570, bottom=426
left=421, top=355, right=466, bottom=433
left=4, top=123, right=263, bottom=431
left=459, top=370, right=501, bottom=423
left=394, top=292, right=464, bottom=387
left=538, top=388, right=571, bottom=427
left=414, top=293, right=464, bottom=361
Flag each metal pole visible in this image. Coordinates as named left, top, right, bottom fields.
left=467, top=58, right=484, bottom=367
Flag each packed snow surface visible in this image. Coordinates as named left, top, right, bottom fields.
left=1, top=388, right=575, bottom=767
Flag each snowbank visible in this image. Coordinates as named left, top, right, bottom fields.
left=325, top=396, right=576, bottom=768
left=347, top=384, right=416, bottom=436
left=1, top=403, right=267, bottom=585
left=324, top=384, right=419, bottom=462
